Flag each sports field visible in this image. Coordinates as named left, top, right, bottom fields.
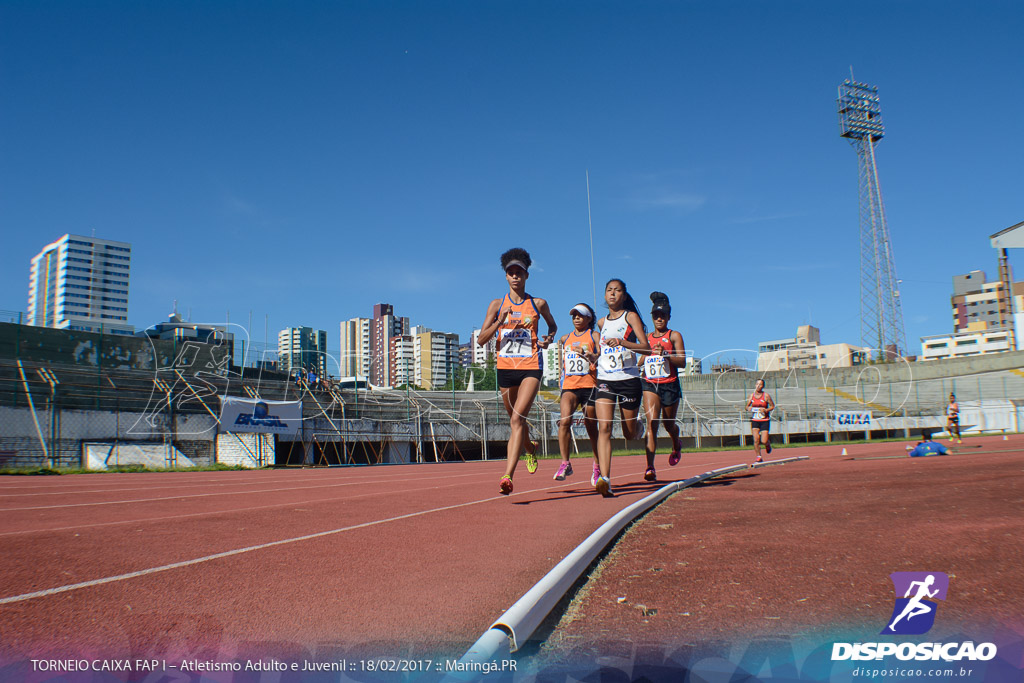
left=0, top=436, right=1021, bottom=681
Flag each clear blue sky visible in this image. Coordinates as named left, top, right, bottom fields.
left=2, top=1, right=1021, bottom=366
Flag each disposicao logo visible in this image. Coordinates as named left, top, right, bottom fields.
left=883, top=572, right=948, bottom=635
left=831, top=571, right=997, bottom=662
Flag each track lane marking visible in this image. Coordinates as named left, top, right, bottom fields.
left=0, top=459, right=743, bottom=605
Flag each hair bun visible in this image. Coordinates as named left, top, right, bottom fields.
left=650, top=291, right=669, bottom=305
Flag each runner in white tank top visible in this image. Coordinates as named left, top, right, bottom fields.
left=592, top=278, right=649, bottom=497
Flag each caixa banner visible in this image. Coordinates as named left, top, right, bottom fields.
left=835, top=411, right=872, bottom=429
left=219, top=396, right=302, bottom=435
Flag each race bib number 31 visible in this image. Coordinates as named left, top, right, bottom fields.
left=499, top=329, right=532, bottom=358
left=600, top=346, right=634, bottom=371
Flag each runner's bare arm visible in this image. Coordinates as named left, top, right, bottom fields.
left=668, top=330, right=686, bottom=369
left=477, top=298, right=506, bottom=344
left=535, top=298, right=557, bottom=349
left=623, top=311, right=651, bottom=354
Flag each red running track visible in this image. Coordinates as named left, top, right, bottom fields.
left=0, top=450, right=758, bottom=665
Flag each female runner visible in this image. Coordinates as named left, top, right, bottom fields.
left=946, top=393, right=961, bottom=444
left=478, top=248, right=556, bottom=494
left=745, top=378, right=775, bottom=463
left=640, top=292, right=685, bottom=481
left=593, top=279, right=649, bottom=497
left=555, top=303, right=601, bottom=481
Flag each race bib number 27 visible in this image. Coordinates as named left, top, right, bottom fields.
left=499, top=329, right=532, bottom=358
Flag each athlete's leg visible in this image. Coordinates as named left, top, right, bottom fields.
left=558, top=391, right=581, bottom=464
left=660, top=400, right=681, bottom=455
left=642, top=390, right=662, bottom=471
left=583, top=402, right=600, bottom=462
left=752, top=426, right=762, bottom=459
left=595, top=397, right=616, bottom=479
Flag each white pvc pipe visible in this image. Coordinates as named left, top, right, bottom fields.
left=452, top=453, right=809, bottom=673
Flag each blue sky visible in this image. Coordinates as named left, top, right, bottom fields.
left=2, top=1, right=1021, bottom=366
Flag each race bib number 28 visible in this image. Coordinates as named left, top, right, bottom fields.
left=564, top=351, right=590, bottom=376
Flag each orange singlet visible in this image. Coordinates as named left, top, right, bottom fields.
left=561, top=329, right=599, bottom=390
left=495, top=294, right=541, bottom=371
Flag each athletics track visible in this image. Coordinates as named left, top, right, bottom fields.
left=0, top=435, right=1022, bottom=681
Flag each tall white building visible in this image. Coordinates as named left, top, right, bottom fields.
left=339, top=317, right=371, bottom=378
left=471, top=328, right=497, bottom=366
left=278, top=327, right=328, bottom=378
left=27, top=234, right=133, bottom=335
left=411, top=326, right=460, bottom=390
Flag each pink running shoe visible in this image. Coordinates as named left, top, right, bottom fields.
left=553, top=461, right=573, bottom=481
left=591, top=463, right=601, bottom=487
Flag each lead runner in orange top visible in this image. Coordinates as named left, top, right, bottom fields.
left=477, top=248, right=557, bottom=496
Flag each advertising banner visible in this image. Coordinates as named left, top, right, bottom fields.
left=835, top=410, right=872, bottom=430
left=218, top=396, right=302, bottom=435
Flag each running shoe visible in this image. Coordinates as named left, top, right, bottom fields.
left=525, top=451, right=538, bottom=474
left=595, top=476, right=613, bottom=497
left=644, top=468, right=657, bottom=482
left=668, top=449, right=681, bottom=467
left=499, top=475, right=513, bottom=495
left=957, top=439, right=962, bottom=444
left=591, top=463, right=601, bottom=487
left=553, top=461, right=573, bottom=481
left=765, top=441, right=772, bottom=455
left=753, top=455, right=763, bottom=464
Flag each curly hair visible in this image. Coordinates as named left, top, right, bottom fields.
left=500, top=247, right=532, bottom=271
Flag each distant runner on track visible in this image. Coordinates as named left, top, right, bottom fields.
left=946, top=393, right=962, bottom=444
left=745, top=378, right=775, bottom=464
left=478, top=248, right=556, bottom=495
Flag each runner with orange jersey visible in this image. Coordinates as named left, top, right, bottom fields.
left=477, top=248, right=556, bottom=495
left=640, top=292, right=685, bottom=481
left=554, top=303, right=601, bottom=481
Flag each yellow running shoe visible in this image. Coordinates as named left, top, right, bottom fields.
left=525, top=451, right=538, bottom=474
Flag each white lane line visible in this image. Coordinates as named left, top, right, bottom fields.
left=0, top=461, right=740, bottom=605
left=0, top=476, right=499, bottom=537
left=0, top=471, right=487, bottom=512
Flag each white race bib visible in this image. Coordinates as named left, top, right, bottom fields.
left=644, top=355, right=670, bottom=379
left=600, top=345, right=634, bottom=372
left=499, top=329, right=532, bottom=358
left=751, top=408, right=766, bottom=421
left=564, top=351, right=590, bottom=376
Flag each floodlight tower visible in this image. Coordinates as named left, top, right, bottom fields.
left=838, top=78, right=907, bottom=360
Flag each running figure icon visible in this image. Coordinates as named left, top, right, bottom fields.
left=888, top=574, right=939, bottom=631
left=882, top=571, right=949, bottom=635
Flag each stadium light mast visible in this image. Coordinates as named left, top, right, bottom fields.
left=838, top=76, right=907, bottom=360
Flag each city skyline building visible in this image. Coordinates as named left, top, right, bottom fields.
left=371, top=303, right=409, bottom=387
left=278, top=326, right=328, bottom=378
left=27, top=233, right=133, bottom=335
left=340, top=316, right=371, bottom=379
left=411, top=325, right=460, bottom=390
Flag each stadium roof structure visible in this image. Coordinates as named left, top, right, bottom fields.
left=991, top=220, right=1024, bottom=249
